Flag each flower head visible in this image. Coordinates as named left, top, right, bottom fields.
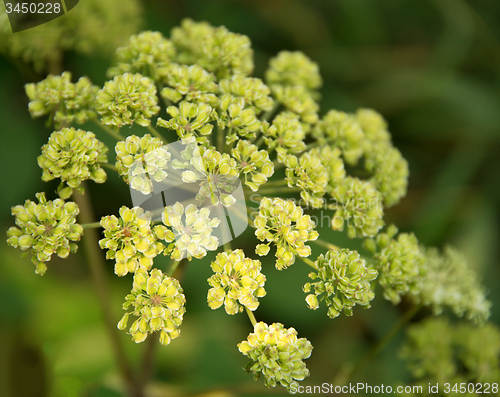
left=38, top=128, right=108, bottom=199
left=207, top=249, right=266, bottom=315
left=271, top=85, right=319, bottom=125
left=181, top=146, right=240, bottom=207
left=107, top=31, right=176, bottom=80
left=285, top=148, right=329, bottom=209
left=414, top=246, right=491, bottom=325
left=238, top=322, right=313, bottom=390
left=99, top=206, right=165, bottom=276
left=304, top=249, right=378, bottom=318
left=160, top=202, right=220, bottom=260
left=115, top=134, right=170, bottom=194
left=219, top=75, right=274, bottom=114
left=158, top=101, right=215, bottom=144
left=6, top=193, right=83, bottom=275
left=262, top=112, right=306, bottom=156
left=330, top=176, right=384, bottom=238
left=96, top=73, right=160, bottom=128
left=254, top=197, right=318, bottom=270
left=231, top=140, right=274, bottom=192
left=171, top=18, right=253, bottom=79
left=218, top=95, right=261, bottom=142
left=266, top=51, right=322, bottom=90
left=161, top=64, right=218, bottom=106
left=25, top=72, right=98, bottom=128
left=365, top=226, right=426, bottom=305
left=118, top=269, right=186, bottom=345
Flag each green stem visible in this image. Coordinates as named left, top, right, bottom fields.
left=92, top=119, right=124, bottom=141
left=137, top=336, right=156, bottom=392
left=261, top=179, right=288, bottom=188
left=298, top=256, right=317, bottom=270
left=245, top=307, right=257, bottom=327
left=73, top=189, right=141, bottom=397
left=311, top=238, right=341, bottom=251
left=254, top=134, right=266, bottom=148
left=81, top=222, right=102, bottom=229
left=100, top=163, right=117, bottom=172
left=345, top=304, right=422, bottom=382
left=217, top=126, right=226, bottom=153
left=147, top=125, right=168, bottom=144
left=256, top=187, right=302, bottom=195
left=167, top=260, right=182, bottom=277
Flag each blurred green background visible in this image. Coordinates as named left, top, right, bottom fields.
left=1, top=0, right=499, bottom=396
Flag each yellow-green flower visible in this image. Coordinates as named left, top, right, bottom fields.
left=266, top=51, right=322, bottom=90
left=181, top=146, right=240, bottom=207
left=207, top=249, right=266, bottom=315
left=161, top=64, right=218, bottom=106
left=6, top=192, right=83, bottom=275
left=330, top=176, right=384, bottom=238
left=96, top=73, right=160, bottom=128
left=238, top=321, right=313, bottom=390
left=285, top=148, right=329, bottom=209
left=25, top=72, right=99, bottom=128
left=38, top=128, right=108, bottom=199
left=262, top=112, right=306, bottom=156
left=254, top=197, right=318, bottom=270
left=160, top=202, right=220, bottom=260
left=115, top=134, right=169, bottom=194
left=118, top=269, right=186, bottom=345
left=271, top=85, right=319, bottom=125
left=158, top=101, right=215, bottom=145
left=171, top=18, right=253, bottom=79
left=99, top=206, right=165, bottom=276
left=218, top=95, right=261, bottom=142
left=304, top=249, right=378, bottom=318
left=219, top=75, right=274, bottom=114
left=107, top=31, right=176, bottom=80
left=231, top=140, right=274, bottom=192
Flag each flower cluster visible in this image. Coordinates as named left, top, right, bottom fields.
left=262, top=112, right=306, bottom=156
left=25, top=72, right=99, bottom=128
left=414, top=246, right=491, bottom=325
left=180, top=146, right=239, bottom=206
left=107, top=31, right=176, bottom=80
left=400, top=318, right=500, bottom=386
left=158, top=202, right=220, bottom=260
left=161, top=64, right=218, bottom=106
left=231, top=140, right=274, bottom=191
left=96, top=73, right=160, bottom=128
left=218, top=95, right=261, bottom=142
left=171, top=18, right=253, bottom=79
left=38, top=128, right=108, bottom=199
left=254, top=197, right=318, bottom=270
left=219, top=76, right=274, bottom=114
left=115, top=134, right=169, bottom=194
left=303, top=249, right=378, bottom=318
left=6, top=193, right=83, bottom=275
left=0, top=0, right=142, bottom=71
left=207, top=249, right=266, bottom=315
left=119, top=269, right=186, bottom=345
left=330, top=176, right=384, bottom=238
left=158, top=101, right=215, bottom=144
left=99, top=206, right=165, bottom=277
left=365, top=225, right=427, bottom=305
left=266, top=51, right=322, bottom=91
left=285, top=148, right=329, bottom=208
left=238, top=322, right=313, bottom=389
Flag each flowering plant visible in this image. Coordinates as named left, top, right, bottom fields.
left=6, top=18, right=497, bottom=396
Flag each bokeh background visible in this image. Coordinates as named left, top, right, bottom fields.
left=1, top=0, right=499, bottom=396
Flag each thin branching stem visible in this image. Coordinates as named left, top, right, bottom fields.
left=91, top=119, right=124, bottom=141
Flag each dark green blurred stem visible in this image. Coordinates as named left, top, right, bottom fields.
left=81, top=222, right=101, bottom=229
left=73, top=189, right=142, bottom=397
left=311, top=238, right=341, bottom=251
left=344, top=304, right=422, bottom=383
left=298, top=256, right=317, bottom=270
left=101, top=163, right=117, bottom=172
left=245, top=307, right=257, bottom=327
left=137, top=336, right=156, bottom=392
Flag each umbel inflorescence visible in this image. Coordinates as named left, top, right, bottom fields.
left=6, top=18, right=494, bottom=392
